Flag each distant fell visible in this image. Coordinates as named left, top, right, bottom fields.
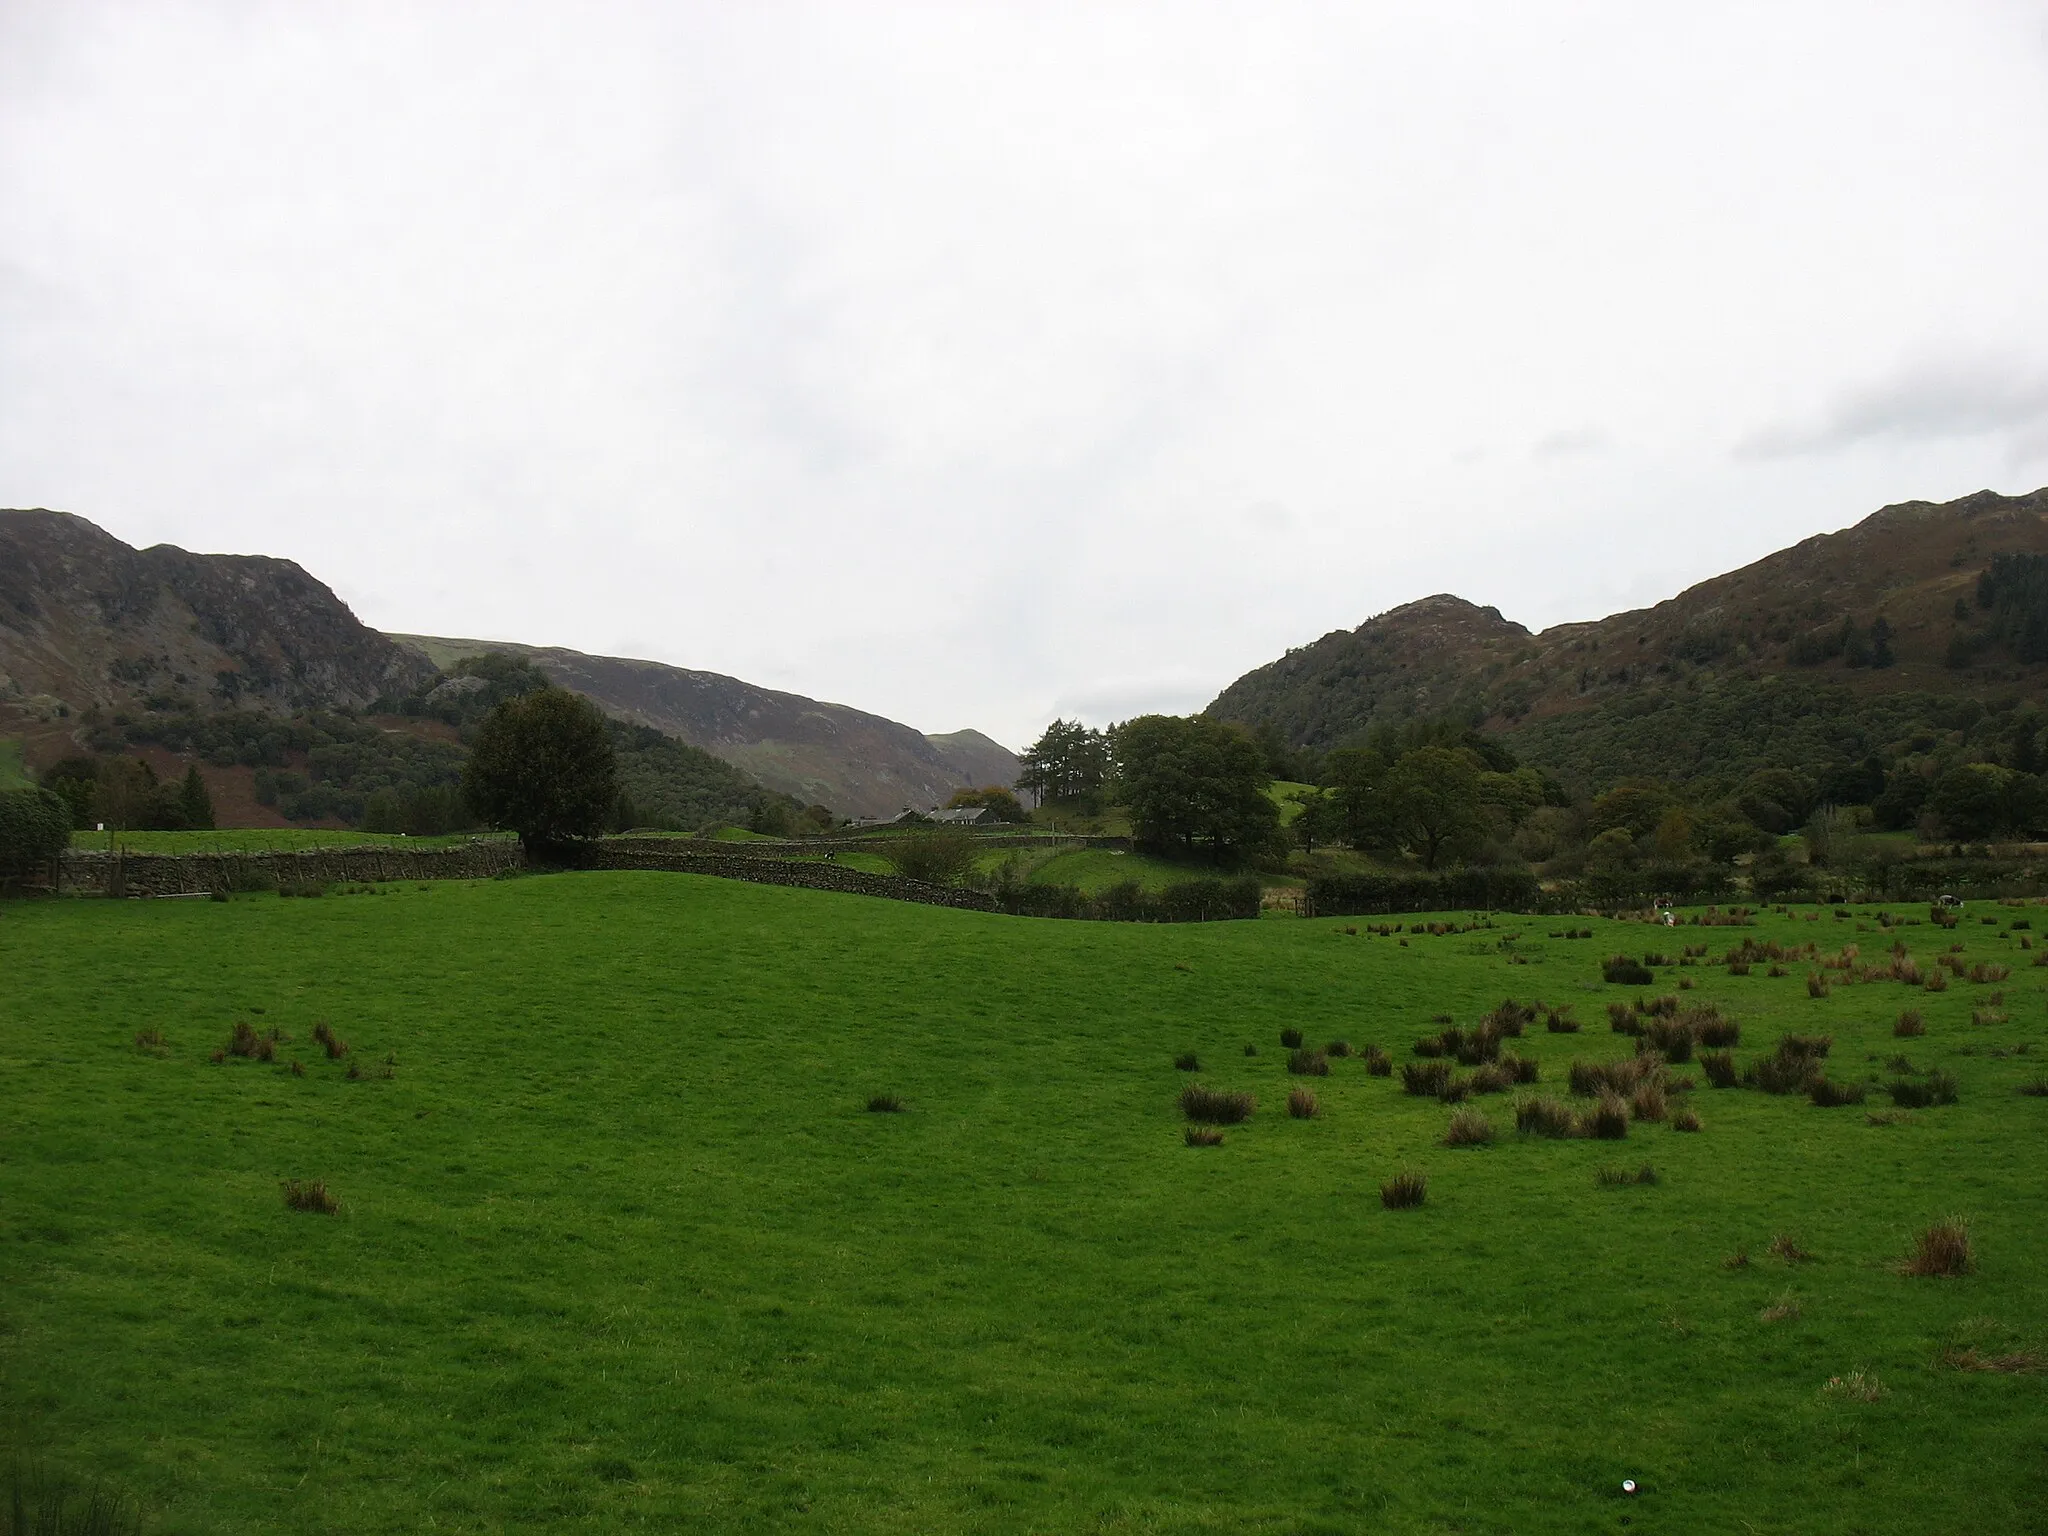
left=1209, top=486, right=2048, bottom=787
left=392, top=636, right=1017, bottom=820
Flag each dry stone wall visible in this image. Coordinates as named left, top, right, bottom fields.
left=585, top=844, right=998, bottom=911
left=58, top=840, right=522, bottom=896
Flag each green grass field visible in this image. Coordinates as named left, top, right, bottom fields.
left=4, top=880, right=2046, bottom=1532
left=0, top=737, right=30, bottom=791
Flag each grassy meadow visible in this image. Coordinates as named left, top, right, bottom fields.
left=3, top=877, right=2047, bottom=1532
left=64, top=828, right=516, bottom=854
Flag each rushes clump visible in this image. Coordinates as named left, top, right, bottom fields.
left=1807, top=1076, right=1868, bottom=1108
left=1279, top=1028, right=1304, bottom=1049
left=1887, top=1070, right=1958, bottom=1108
left=1443, top=1107, right=1494, bottom=1146
left=1700, top=1050, right=1738, bottom=1089
left=311, top=1020, right=349, bottom=1060
left=1901, top=1219, right=1973, bottom=1277
left=1288, top=1048, right=1330, bottom=1077
left=1380, top=1171, right=1428, bottom=1209
left=1769, top=1234, right=1815, bottom=1264
left=227, top=1020, right=261, bottom=1058
left=281, top=1178, right=339, bottom=1214
left=1672, top=1106, right=1702, bottom=1132
left=1287, top=1087, right=1320, bottom=1119
left=1401, top=1061, right=1452, bottom=1098
left=1468, top=1063, right=1510, bottom=1095
left=1173, top=1052, right=1201, bottom=1072
left=1180, top=1084, right=1255, bottom=1124
left=1631, top=1081, right=1669, bottom=1122
left=1362, top=1045, right=1392, bottom=1076
left=1580, top=1093, right=1631, bottom=1139
left=1597, top=1164, right=1658, bottom=1186
left=1894, top=1009, right=1925, bottom=1037
left=1184, top=1126, right=1225, bottom=1147
left=133, top=1027, right=169, bottom=1055
left=1514, top=1095, right=1575, bottom=1137
left=866, top=1094, right=906, bottom=1113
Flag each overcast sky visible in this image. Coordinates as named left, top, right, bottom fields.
left=4, top=2, right=2047, bottom=750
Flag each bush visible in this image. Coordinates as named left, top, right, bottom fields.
left=1280, top=1028, right=1304, bottom=1049
left=1672, top=1106, right=1702, bottom=1132
left=0, top=787, right=71, bottom=883
left=1604, top=956, right=1655, bottom=985
left=311, top=1021, right=349, bottom=1060
left=1606, top=1002, right=1641, bottom=1034
left=1308, top=866, right=1539, bottom=916
left=1287, top=1087, right=1320, bottom=1119
left=1887, top=1070, right=1958, bottom=1107
left=1363, top=1046, right=1392, bottom=1076
left=866, top=1094, right=906, bottom=1113
left=1468, top=1063, right=1510, bottom=1095
left=1895, top=1010, right=1926, bottom=1037
left=1173, top=1052, right=1201, bottom=1072
left=1180, top=1084, right=1255, bottom=1124
left=1443, top=1107, right=1494, bottom=1146
left=1184, top=1126, right=1225, bottom=1147
left=1288, top=1048, right=1330, bottom=1077
left=1701, top=1050, right=1738, bottom=1088
left=889, top=831, right=981, bottom=886
left=1690, top=1010, right=1741, bottom=1048
left=1642, top=1016, right=1696, bottom=1063
left=1806, top=973, right=1830, bottom=999
left=1325, top=1039, right=1352, bottom=1058
left=1544, top=1006, right=1580, bottom=1033
left=1902, top=1219, right=1973, bottom=1277
left=1514, top=1096, right=1575, bottom=1137
left=463, top=687, right=618, bottom=853
left=1380, top=1171, right=1428, bottom=1209
left=1503, top=1053, right=1540, bottom=1084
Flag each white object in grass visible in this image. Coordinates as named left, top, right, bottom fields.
left=1621, top=1479, right=1638, bottom=1495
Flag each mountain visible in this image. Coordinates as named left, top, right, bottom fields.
left=1209, top=486, right=2048, bottom=791
left=392, top=636, right=1016, bottom=820
left=0, top=509, right=438, bottom=719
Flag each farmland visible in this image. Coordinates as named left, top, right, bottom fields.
left=3, top=877, right=2046, bottom=1532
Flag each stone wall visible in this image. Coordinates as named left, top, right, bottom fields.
left=606, top=832, right=1129, bottom=860
left=585, top=844, right=998, bottom=911
left=58, top=840, right=522, bottom=896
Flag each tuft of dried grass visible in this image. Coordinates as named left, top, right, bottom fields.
left=1180, top=1084, right=1255, bottom=1124
left=1901, top=1219, right=1972, bottom=1277
left=866, top=1094, right=906, bottom=1113
left=1807, top=1076, right=1868, bottom=1108
left=1287, top=1087, right=1320, bottom=1119
left=1467, top=1063, right=1510, bottom=1095
left=281, top=1178, right=339, bottom=1215
left=1769, top=1234, right=1815, bottom=1264
left=133, top=1027, right=169, bottom=1055
left=1672, top=1106, right=1702, bottom=1132
left=1443, top=1106, right=1494, bottom=1146
left=1184, top=1126, right=1225, bottom=1147
left=289, top=1059, right=306, bottom=1078
left=1723, top=1247, right=1750, bottom=1270
left=1380, top=1170, right=1427, bottom=1209
left=1325, top=1040, right=1352, bottom=1058
left=1174, top=1052, right=1201, bottom=1072
left=1514, top=1096, right=1575, bottom=1137
left=1820, top=1370, right=1887, bottom=1402
left=1401, top=1061, right=1452, bottom=1098
left=1806, top=973, right=1830, bottom=999
left=1279, top=1028, right=1304, bottom=1049
left=1894, top=1009, right=1925, bottom=1037
left=1925, top=970, right=1949, bottom=993
left=1700, top=1049, right=1738, bottom=1089
left=1596, top=1163, right=1658, bottom=1186
left=1631, top=1080, right=1669, bottom=1122
left=1759, top=1291, right=1803, bottom=1323
left=1363, top=1045, right=1392, bottom=1076
left=311, top=1020, right=348, bottom=1060
left=1579, top=1093, right=1631, bottom=1139
left=1288, top=1048, right=1330, bottom=1077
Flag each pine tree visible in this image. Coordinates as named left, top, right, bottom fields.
left=178, top=765, right=216, bottom=830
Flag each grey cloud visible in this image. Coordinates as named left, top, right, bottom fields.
left=1737, top=355, right=2048, bottom=459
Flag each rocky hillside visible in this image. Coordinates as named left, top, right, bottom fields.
left=0, top=509, right=438, bottom=722
left=1210, top=486, right=2048, bottom=786
left=394, top=636, right=1017, bottom=820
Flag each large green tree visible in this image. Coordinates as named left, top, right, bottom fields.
left=0, top=787, right=72, bottom=880
left=1114, top=715, right=1280, bottom=860
left=462, top=688, right=619, bottom=852
left=1017, top=719, right=1111, bottom=807
left=1385, top=746, right=1485, bottom=869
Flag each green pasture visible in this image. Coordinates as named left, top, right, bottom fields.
left=0, top=737, right=29, bottom=791
left=3, top=881, right=2046, bottom=1532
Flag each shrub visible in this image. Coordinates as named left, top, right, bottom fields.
left=1411, top=1034, right=1447, bottom=1058
left=1672, top=1106, right=1702, bottom=1132
left=289, top=1059, right=306, bottom=1078
left=1325, top=1040, right=1351, bottom=1058
left=281, top=1178, right=339, bottom=1214
left=1545, top=1006, right=1580, bottom=1033
left=1180, top=1084, right=1255, bottom=1124
left=1443, top=1107, right=1494, bottom=1146
left=1606, top=1002, right=1639, bottom=1034
left=1925, top=970, right=1949, bottom=992
left=1242, top=1043, right=1258, bottom=1056
left=866, top=1094, right=906, bottom=1113
left=1807, top=1076, right=1868, bottom=1108
left=2019, top=1076, right=2048, bottom=1097
left=253, top=1035, right=276, bottom=1063
left=1380, top=1171, right=1427, bottom=1209
left=1580, top=1093, right=1631, bottom=1139
left=1288, top=1048, right=1330, bottom=1077
left=1279, top=1028, right=1303, bottom=1049
left=1700, top=1050, right=1738, bottom=1089
left=1631, top=1081, right=1669, bottom=1121
left=1437, top=1073, right=1472, bottom=1105
left=1401, top=1061, right=1451, bottom=1097
left=1184, top=1126, right=1225, bottom=1147
left=1728, top=960, right=1752, bottom=976
left=1287, top=1087, right=1320, bottom=1119
left=311, top=1021, right=348, bottom=1060
left=1363, top=1046, right=1392, bottom=1076
left=1603, top=955, right=1655, bottom=985
left=0, top=786, right=72, bottom=881
left=1502, top=1053, right=1540, bottom=1084
left=1895, top=1009, right=1925, bottom=1037
left=1969, top=962, right=2011, bottom=984
left=1173, top=1052, right=1201, bottom=1072
left=1515, top=1096, right=1575, bottom=1137
left=1806, top=973, right=1830, bottom=999
left=1690, top=1010, right=1741, bottom=1049
left=1901, top=1219, right=1972, bottom=1277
